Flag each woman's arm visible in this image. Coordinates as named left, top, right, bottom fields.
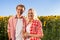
left=36, top=20, right=44, bottom=38
left=28, top=33, right=42, bottom=38
left=24, top=32, right=43, bottom=38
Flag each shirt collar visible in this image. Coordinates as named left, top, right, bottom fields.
left=15, top=15, right=23, bottom=19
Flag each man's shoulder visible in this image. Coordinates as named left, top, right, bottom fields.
left=8, top=16, right=15, bottom=21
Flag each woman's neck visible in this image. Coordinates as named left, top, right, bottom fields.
left=29, top=19, right=33, bottom=23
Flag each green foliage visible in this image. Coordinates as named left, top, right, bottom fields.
left=0, top=17, right=9, bottom=40
left=0, top=16, right=60, bottom=40
left=38, top=16, right=60, bottom=40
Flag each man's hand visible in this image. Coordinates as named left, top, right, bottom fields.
left=9, top=38, right=12, bottom=40
left=8, top=32, right=12, bottom=40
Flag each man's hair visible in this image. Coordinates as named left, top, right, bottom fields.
left=16, top=4, right=25, bottom=10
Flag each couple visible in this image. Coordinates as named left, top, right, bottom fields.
left=7, top=4, right=43, bottom=40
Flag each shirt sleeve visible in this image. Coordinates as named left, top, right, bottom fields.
left=36, top=20, right=43, bottom=37
left=7, top=17, right=12, bottom=33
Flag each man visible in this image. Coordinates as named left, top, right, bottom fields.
left=7, top=4, right=26, bottom=40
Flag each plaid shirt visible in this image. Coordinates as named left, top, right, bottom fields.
left=26, top=20, right=43, bottom=40
left=7, top=15, right=26, bottom=40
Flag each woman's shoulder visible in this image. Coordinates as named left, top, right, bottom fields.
left=33, top=19, right=42, bottom=25
left=33, top=19, right=41, bottom=22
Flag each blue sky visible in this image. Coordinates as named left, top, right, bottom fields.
left=0, top=0, right=60, bottom=16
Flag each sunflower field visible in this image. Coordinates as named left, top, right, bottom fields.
left=0, top=15, right=60, bottom=40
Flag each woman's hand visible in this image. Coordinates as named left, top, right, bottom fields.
left=24, top=32, right=30, bottom=38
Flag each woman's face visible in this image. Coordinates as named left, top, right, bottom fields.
left=28, top=10, right=34, bottom=20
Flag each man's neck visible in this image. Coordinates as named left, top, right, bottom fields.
left=17, top=14, right=22, bottom=18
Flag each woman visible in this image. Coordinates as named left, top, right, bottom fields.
left=24, top=8, right=44, bottom=40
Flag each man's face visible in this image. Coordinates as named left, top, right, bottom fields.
left=16, top=6, right=25, bottom=15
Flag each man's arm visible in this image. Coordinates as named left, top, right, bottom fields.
left=7, top=18, right=12, bottom=40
